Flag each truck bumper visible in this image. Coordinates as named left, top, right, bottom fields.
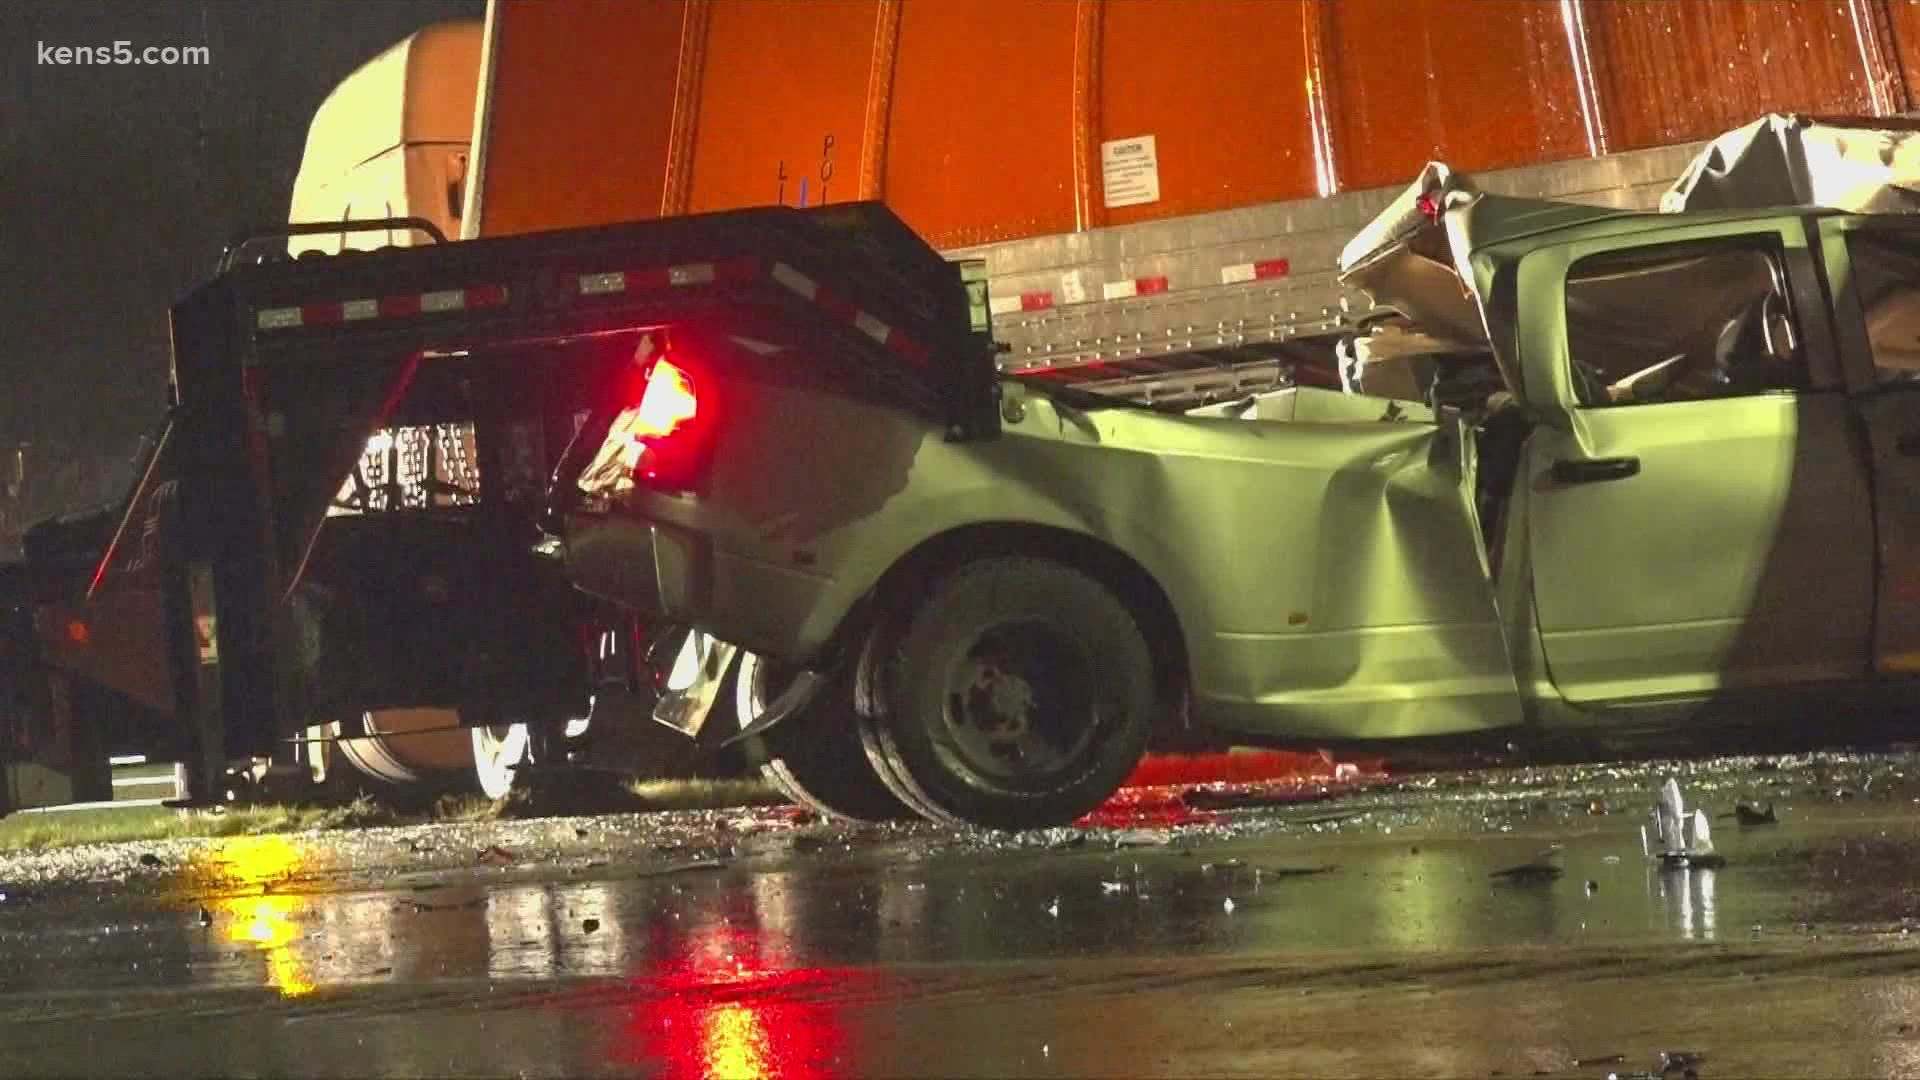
left=561, top=514, right=839, bottom=662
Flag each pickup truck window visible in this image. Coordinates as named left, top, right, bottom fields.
left=1841, top=230, right=1920, bottom=386
left=1564, top=237, right=1806, bottom=408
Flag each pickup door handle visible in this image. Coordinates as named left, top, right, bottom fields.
left=1551, top=456, right=1640, bottom=484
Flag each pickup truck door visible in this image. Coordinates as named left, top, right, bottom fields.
left=1513, top=220, right=1874, bottom=703
left=1816, top=216, right=1920, bottom=674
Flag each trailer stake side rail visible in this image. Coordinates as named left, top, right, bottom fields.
left=971, top=139, right=1708, bottom=400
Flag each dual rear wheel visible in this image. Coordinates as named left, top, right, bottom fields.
left=738, top=556, right=1159, bottom=830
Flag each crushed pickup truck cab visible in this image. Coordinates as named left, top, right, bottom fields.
left=567, top=118, right=1920, bottom=828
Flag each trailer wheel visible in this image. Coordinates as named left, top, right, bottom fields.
left=860, top=557, right=1156, bottom=830
left=733, top=651, right=913, bottom=823
left=333, top=708, right=478, bottom=794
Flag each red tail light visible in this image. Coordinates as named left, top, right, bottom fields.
left=634, top=358, right=699, bottom=442
left=615, top=350, right=716, bottom=492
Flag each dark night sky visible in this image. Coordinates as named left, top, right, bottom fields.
left=0, top=0, right=483, bottom=453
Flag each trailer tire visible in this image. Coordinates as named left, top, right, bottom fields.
left=861, top=557, right=1155, bottom=830
left=733, top=651, right=913, bottom=823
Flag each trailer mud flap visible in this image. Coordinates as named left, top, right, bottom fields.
left=0, top=586, right=112, bottom=813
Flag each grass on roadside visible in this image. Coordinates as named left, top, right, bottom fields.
left=0, top=797, right=395, bottom=855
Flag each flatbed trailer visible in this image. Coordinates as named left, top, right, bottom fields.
left=1, top=202, right=995, bottom=813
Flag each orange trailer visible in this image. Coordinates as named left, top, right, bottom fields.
left=455, top=0, right=1920, bottom=396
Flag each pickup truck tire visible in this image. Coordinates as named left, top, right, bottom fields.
left=733, top=651, right=914, bottom=823
left=861, top=557, right=1155, bottom=830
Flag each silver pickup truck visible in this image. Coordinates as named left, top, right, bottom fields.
left=561, top=117, right=1920, bottom=830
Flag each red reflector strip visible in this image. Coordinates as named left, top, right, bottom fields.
left=1221, top=258, right=1290, bottom=285
left=886, top=332, right=929, bottom=367
left=465, top=283, right=509, bottom=308
left=379, top=293, right=422, bottom=318
left=714, top=255, right=762, bottom=282
left=813, top=287, right=859, bottom=324
left=986, top=291, right=1056, bottom=317
left=256, top=285, right=508, bottom=332
left=1100, top=275, right=1171, bottom=301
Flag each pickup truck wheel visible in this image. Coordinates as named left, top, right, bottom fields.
left=734, top=651, right=914, bottom=823
left=864, top=557, right=1155, bottom=830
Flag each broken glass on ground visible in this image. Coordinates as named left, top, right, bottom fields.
left=1642, top=778, right=1726, bottom=869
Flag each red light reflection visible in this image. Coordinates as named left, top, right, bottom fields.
left=609, top=921, right=870, bottom=1079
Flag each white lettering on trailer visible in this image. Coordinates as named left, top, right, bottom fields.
left=419, top=289, right=466, bottom=313
left=579, top=271, right=627, bottom=295
left=770, top=262, right=818, bottom=300
left=1101, top=134, right=1161, bottom=209
left=256, top=307, right=302, bottom=330
left=341, top=299, right=378, bottom=321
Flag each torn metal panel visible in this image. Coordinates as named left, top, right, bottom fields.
left=1661, top=113, right=1920, bottom=214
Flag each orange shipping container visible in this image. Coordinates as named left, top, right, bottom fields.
left=466, top=0, right=1920, bottom=247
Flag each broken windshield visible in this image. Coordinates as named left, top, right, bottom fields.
left=1563, top=237, right=1806, bottom=407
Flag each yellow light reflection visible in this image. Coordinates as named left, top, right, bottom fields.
left=702, top=1003, right=771, bottom=1080
left=194, top=836, right=319, bottom=999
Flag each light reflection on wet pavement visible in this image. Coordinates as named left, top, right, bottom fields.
left=2, top=753, right=1920, bottom=1077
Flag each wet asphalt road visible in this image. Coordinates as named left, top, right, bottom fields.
left=2, top=753, right=1919, bottom=1078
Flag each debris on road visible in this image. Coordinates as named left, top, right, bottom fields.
left=477, top=845, right=515, bottom=866
left=1659, top=1050, right=1706, bottom=1076
left=1492, top=846, right=1564, bottom=884
left=631, top=859, right=729, bottom=879
left=1490, top=861, right=1564, bottom=885
left=1643, top=779, right=1726, bottom=868
left=1575, top=1053, right=1626, bottom=1066
left=1289, top=810, right=1372, bottom=828
left=1181, top=786, right=1338, bottom=811
left=582, top=918, right=600, bottom=934
left=1257, top=865, right=1337, bottom=879
left=137, top=854, right=162, bottom=868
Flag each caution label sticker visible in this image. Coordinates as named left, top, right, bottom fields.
left=1102, top=135, right=1161, bottom=209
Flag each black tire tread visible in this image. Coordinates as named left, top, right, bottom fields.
left=867, top=556, right=1157, bottom=830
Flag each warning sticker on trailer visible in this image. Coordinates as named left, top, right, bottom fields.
left=1102, top=135, right=1161, bottom=209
